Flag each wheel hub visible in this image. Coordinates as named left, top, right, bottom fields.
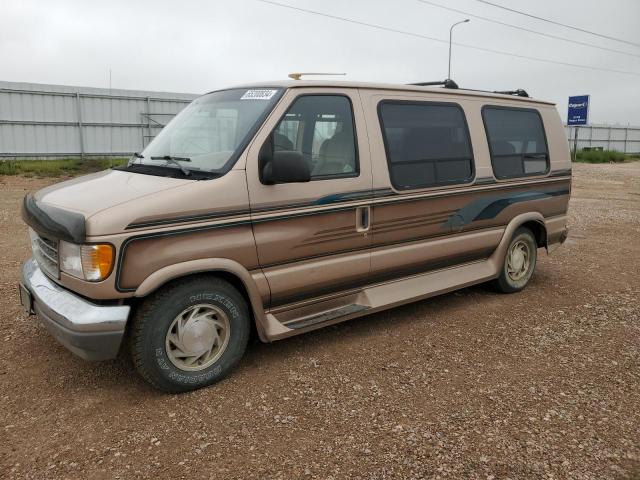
left=511, top=250, right=525, bottom=271
left=182, top=319, right=217, bottom=356
left=507, top=239, right=530, bottom=282
left=165, top=304, right=230, bottom=371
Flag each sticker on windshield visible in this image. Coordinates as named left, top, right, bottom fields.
left=241, top=89, right=278, bottom=100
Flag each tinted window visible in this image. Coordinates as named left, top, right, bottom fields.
left=378, top=102, right=474, bottom=190
left=483, top=107, right=549, bottom=179
left=272, top=95, right=358, bottom=179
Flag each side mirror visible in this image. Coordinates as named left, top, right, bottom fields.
left=262, top=150, right=310, bottom=184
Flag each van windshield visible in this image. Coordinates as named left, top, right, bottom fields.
left=137, top=88, right=282, bottom=173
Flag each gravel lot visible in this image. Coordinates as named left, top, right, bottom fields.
left=1, top=162, right=639, bottom=479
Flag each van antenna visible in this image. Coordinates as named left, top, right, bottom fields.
left=288, top=72, right=346, bottom=80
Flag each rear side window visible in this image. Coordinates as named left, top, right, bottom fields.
left=482, top=106, right=549, bottom=179
left=378, top=101, right=474, bottom=190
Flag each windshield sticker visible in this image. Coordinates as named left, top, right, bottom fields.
left=241, top=89, right=278, bottom=100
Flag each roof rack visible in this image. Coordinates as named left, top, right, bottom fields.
left=407, top=79, right=530, bottom=98
left=409, top=79, right=459, bottom=89
left=492, top=89, right=529, bottom=98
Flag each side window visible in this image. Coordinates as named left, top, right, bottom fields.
left=272, top=95, right=358, bottom=179
left=378, top=101, right=474, bottom=190
left=482, top=106, right=549, bottom=179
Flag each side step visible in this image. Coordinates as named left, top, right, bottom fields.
left=285, top=304, right=369, bottom=329
left=261, top=257, right=500, bottom=341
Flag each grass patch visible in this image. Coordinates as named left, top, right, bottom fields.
left=0, top=158, right=127, bottom=177
left=574, top=149, right=632, bottom=163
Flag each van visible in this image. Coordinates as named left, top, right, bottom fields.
left=19, top=79, right=571, bottom=392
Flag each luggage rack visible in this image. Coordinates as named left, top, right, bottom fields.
left=492, top=89, right=530, bottom=98
left=408, top=79, right=529, bottom=98
left=409, top=79, right=460, bottom=89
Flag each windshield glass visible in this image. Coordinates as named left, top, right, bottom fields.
left=139, top=88, right=282, bottom=172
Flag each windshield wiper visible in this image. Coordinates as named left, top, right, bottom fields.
left=150, top=155, right=192, bottom=176
left=126, top=151, right=144, bottom=167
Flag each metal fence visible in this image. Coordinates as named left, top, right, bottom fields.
left=0, top=81, right=198, bottom=159
left=564, top=124, right=640, bottom=154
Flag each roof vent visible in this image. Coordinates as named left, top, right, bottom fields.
left=288, top=72, right=346, bottom=80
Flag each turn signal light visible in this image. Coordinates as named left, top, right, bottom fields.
left=81, top=244, right=115, bottom=281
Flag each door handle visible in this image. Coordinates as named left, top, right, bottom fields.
left=356, top=206, right=370, bottom=233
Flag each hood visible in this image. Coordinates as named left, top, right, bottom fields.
left=34, top=169, right=190, bottom=217
left=23, top=169, right=192, bottom=242
left=24, top=168, right=250, bottom=239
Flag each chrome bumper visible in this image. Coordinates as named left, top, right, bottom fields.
left=20, top=257, right=130, bottom=361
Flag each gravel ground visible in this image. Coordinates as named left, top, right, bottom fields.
left=1, top=162, right=639, bottom=479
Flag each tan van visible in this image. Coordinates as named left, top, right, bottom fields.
left=19, top=79, right=571, bottom=392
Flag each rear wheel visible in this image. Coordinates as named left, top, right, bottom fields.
left=493, top=227, right=538, bottom=293
left=130, top=276, right=250, bottom=393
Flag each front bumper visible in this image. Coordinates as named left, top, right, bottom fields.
left=20, top=257, right=130, bottom=361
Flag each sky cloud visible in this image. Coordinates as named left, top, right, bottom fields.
left=2, top=0, right=639, bottom=124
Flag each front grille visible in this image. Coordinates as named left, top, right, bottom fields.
left=29, top=228, right=59, bottom=278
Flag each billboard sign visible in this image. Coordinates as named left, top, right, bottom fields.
left=567, top=95, right=589, bottom=125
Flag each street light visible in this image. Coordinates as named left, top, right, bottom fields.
left=448, top=19, right=470, bottom=80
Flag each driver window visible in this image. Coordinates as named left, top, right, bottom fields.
left=272, top=95, right=358, bottom=179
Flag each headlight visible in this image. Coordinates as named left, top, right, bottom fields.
left=59, top=241, right=83, bottom=278
left=59, top=241, right=114, bottom=281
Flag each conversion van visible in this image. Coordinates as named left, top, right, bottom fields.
left=19, top=79, right=571, bottom=392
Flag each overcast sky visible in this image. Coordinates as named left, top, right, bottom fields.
left=2, top=0, right=639, bottom=125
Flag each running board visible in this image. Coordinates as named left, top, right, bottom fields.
left=285, top=304, right=370, bottom=330
left=262, top=257, right=501, bottom=341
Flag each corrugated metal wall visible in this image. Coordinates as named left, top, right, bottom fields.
left=0, top=81, right=198, bottom=159
left=564, top=124, right=640, bottom=153
left=2, top=81, right=639, bottom=158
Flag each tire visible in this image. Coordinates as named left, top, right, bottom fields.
left=130, top=276, right=250, bottom=393
left=492, top=227, right=538, bottom=293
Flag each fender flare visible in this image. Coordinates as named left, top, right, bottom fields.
left=487, top=212, right=545, bottom=274
left=133, top=258, right=270, bottom=341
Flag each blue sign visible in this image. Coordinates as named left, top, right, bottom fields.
left=567, top=95, right=589, bottom=125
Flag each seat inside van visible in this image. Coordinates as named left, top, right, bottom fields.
left=491, top=140, right=524, bottom=177
left=313, top=127, right=356, bottom=176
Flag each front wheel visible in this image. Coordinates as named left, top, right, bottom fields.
left=492, top=227, right=538, bottom=293
left=130, top=276, right=250, bottom=393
